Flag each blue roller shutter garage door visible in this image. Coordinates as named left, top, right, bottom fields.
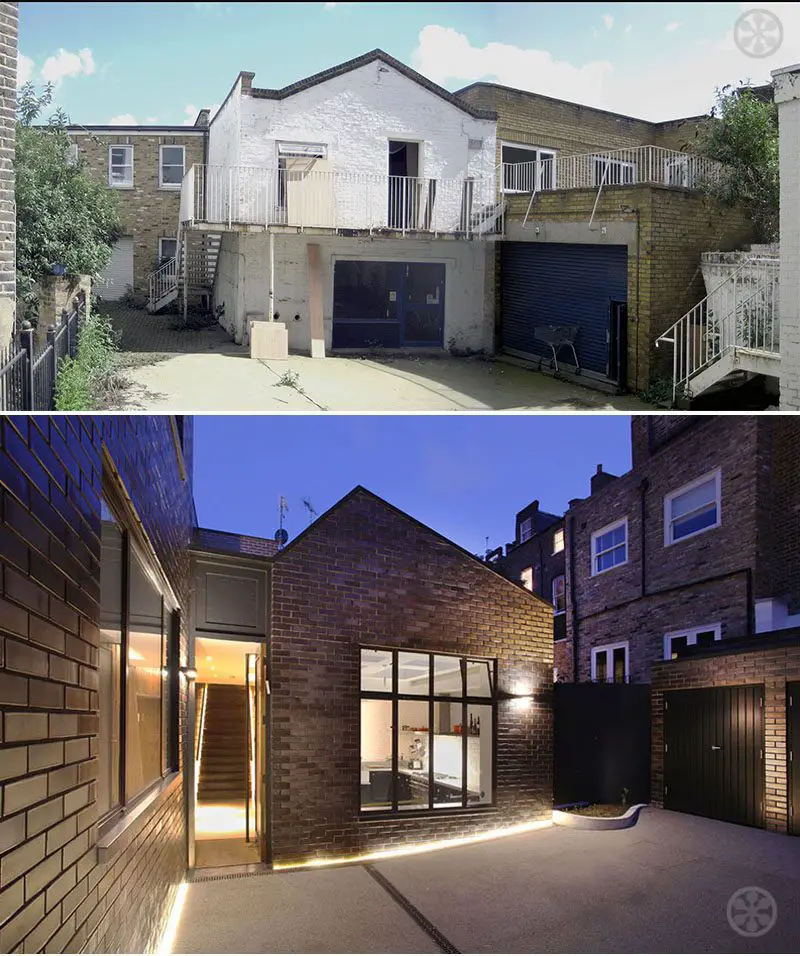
left=500, top=243, right=628, bottom=379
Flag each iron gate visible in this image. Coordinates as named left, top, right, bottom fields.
left=664, top=684, right=764, bottom=828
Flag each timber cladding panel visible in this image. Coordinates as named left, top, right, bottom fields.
left=651, top=640, right=800, bottom=833
left=0, top=3, right=17, bottom=306
left=269, top=488, right=554, bottom=865
left=68, top=132, right=205, bottom=298
left=500, top=188, right=754, bottom=392
left=0, top=415, right=193, bottom=953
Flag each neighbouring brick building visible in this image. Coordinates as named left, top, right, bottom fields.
left=489, top=498, right=567, bottom=675
left=67, top=120, right=208, bottom=303
left=563, top=416, right=800, bottom=685
left=0, top=2, right=17, bottom=346
left=456, top=83, right=756, bottom=393
left=0, top=418, right=555, bottom=949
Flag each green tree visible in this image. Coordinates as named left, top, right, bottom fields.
left=15, top=83, right=122, bottom=313
left=695, top=85, right=779, bottom=243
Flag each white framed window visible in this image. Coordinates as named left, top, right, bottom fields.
left=553, top=528, right=565, bottom=554
left=158, top=238, right=178, bottom=263
left=664, top=468, right=721, bottom=546
left=109, top=145, right=134, bottom=188
left=552, top=574, right=566, bottom=614
left=501, top=142, right=557, bottom=193
left=591, top=642, right=629, bottom=683
left=591, top=517, right=628, bottom=576
left=663, top=623, right=721, bottom=661
left=521, top=567, right=535, bottom=592
left=159, top=145, right=185, bottom=188
left=66, top=143, right=79, bottom=167
left=592, top=156, right=636, bottom=186
left=519, top=517, right=533, bottom=543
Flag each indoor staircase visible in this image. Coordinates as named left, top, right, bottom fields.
left=656, top=256, right=780, bottom=405
left=147, top=228, right=222, bottom=313
left=197, top=683, right=249, bottom=802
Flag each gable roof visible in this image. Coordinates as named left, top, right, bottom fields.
left=271, top=485, right=551, bottom=610
left=247, top=49, right=497, bottom=121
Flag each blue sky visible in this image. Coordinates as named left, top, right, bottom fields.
left=191, top=414, right=632, bottom=555
left=16, top=2, right=798, bottom=124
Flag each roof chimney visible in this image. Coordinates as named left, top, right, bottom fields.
left=591, top=463, right=619, bottom=495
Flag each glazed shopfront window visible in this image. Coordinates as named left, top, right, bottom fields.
left=360, top=648, right=496, bottom=814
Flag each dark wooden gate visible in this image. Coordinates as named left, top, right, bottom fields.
left=554, top=682, right=651, bottom=806
left=789, top=682, right=800, bottom=836
left=664, top=685, right=764, bottom=828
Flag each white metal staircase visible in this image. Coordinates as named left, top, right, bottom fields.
left=147, top=227, right=222, bottom=313
left=656, top=256, right=780, bottom=404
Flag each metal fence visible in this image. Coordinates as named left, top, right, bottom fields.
left=0, top=292, right=86, bottom=411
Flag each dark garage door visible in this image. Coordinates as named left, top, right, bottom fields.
left=790, top=682, right=799, bottom=836
left=500, top=242, right=628, bottom=380
left=664, top=685, right=764, bottom=828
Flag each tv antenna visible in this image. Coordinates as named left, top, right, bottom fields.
left=302, top=497, right=318, bottom=526
left=275, top=496, right=289, bottom=549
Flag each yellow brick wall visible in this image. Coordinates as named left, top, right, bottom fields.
left=499, top=186, right=754, bottom=392
left=69, top=132, right=206, bottom=297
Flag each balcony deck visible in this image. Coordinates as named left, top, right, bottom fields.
left=180, top=165, right=503, bottom=239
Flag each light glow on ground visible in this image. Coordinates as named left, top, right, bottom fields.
left=273, top=818, right=553, bottom=870
left=195, top=801, right=248, bottom=840
left=156, top=881, right=188, bottom=956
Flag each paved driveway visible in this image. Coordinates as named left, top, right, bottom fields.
left=171, top=810, right=800, bottom=953
left=104, top=305, right=653, bottom=412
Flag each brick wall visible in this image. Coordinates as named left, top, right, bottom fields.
left=269, top=488, right=554, bottom=866
left=69, top=132, right=205, bottom=298
left=0, top=3, right=17, bottom=345
left=565, top=417, right=764, bottom=683
left=501, top=186, right=754, bottom=391
left=651, top=639, right=800, bottom=832
left=0, top=415, right=194, bottom=953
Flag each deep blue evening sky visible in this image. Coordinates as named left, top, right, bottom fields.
left=192, top=415, right=632, bottom=555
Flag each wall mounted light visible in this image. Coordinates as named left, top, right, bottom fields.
left=180, top=666, right=198, bottom=681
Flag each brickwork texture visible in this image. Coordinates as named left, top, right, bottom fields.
left=269, top=488, right=555, bottom=866
left=0, top=415, right=194, bottom=954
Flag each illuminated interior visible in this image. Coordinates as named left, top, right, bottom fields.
left=194, top=637, right=262, bottom=867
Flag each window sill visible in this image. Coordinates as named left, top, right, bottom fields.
left=110, top=184, right=135, bottom=190
left=158, top=185, right=183, bottom=191
left=96, top=771, right=181, bottom=864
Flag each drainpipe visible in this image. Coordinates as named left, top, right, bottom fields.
left=567, top=514, right=579, bottom=682
left=639, top=477, right=649, bottom=598
left=268, top=231, right=275, bottom=322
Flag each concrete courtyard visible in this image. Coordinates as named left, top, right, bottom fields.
left=171, top=809, right=800, bottom=953
left=104, top=305, right=653, bottom=412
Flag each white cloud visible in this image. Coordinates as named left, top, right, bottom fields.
left=17, top=53, right=35, bottom=86
left=603, top=14, right=614, bottom=30
left=145, top=116, right=159, bottom=124
left=412, top=3, right=800, bottom=121
left=182, top=103, right=220, bottom=125
left=624, top=24, right=633, bottom=34
left=109, top=113, right=137, bottom=125
left=665, top=22, right=683, bottom=32
left=40, top=47, right=95, bottom=86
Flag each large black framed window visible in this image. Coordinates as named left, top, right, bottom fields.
left=98, top=483, right=180, bottom=827
left=360, top=648, right=497, bottom=815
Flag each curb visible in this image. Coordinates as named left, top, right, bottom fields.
left=552, top=803, right=648, bottom=831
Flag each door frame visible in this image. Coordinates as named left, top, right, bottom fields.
left=789, top=682, right=799, bottom=836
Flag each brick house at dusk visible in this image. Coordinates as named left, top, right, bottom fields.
left=0, top=415, right=554, bottom=953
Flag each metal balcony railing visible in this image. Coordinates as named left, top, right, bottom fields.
left=179, top=164, right=503, bottom=237
left=500, top=146, right=724, bottom=194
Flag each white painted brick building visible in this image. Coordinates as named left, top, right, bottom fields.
left=200, top=50, right=500, bottom=353
left=774, top=63, right=800, bottom=410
